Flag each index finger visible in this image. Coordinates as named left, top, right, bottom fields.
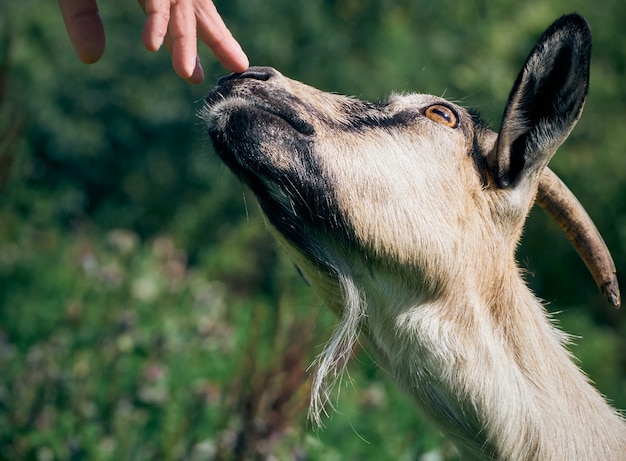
left=57, top=0, right=106, bottom=64
left=195, top=2, right=249, bottom=73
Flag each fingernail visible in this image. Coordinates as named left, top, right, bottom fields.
left=188, top=56, right=204, bottom=84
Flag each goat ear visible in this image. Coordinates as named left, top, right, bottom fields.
left=490, top=14, right=591, bottom=188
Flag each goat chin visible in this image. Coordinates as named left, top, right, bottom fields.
left=204, top=13, right=626, bottom=461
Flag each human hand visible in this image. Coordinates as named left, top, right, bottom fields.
left=57, top=0, right=249, bottom=84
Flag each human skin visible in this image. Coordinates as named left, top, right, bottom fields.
left=57, top=0, right=249, bottom=84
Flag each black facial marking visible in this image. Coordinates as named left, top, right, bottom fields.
left=325, top=102, right=420, bottom=132
left=205, top=70, right=475, bottom=272
left=207, top=90, right=350, bottom=271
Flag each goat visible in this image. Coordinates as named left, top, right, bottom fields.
left=202, top=14, right=626, bottom=460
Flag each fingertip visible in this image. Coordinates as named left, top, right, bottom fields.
left=142, top=27, right=164, bottom=53
left=173, top=54, right=204, bottom=84
left=186, top=57, right=205, bottom=84
left=63, top=13, right=106, bottom=63
left=218, top=42, right=250, bottom=73
left=73, top=32, right=106, bottom=64
left=142, top=12, right=168, bottom=52
left=196, top=19, right=248, bottom=73
left=229, top=53, right=249, bottom=73
left=58, top=0, right=106, bottom=63
left=76, top=41, right=106, bottom=64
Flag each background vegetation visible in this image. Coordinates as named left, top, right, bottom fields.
left=1, top=0, right=624, bottom=459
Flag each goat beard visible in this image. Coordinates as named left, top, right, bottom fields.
left=308, top=270, right=366, bottom=426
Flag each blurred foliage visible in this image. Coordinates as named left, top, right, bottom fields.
left=0, top=0, right=625, bottom=459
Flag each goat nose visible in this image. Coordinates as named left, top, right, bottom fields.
left=241, top=66, right=277, bottom=80
left=217, top=66, right=277, bottom=85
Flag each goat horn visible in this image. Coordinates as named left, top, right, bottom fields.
left=536, top=168, right=620, bottom=308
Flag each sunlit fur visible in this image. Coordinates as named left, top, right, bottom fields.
left=204, top=15, right=626, bottom=460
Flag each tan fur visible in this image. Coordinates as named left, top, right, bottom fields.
left=204, top=15, right=626, bottom=460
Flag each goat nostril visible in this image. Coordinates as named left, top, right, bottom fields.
left=240, top=66, right=276, bottom=81
left=217, top=66, right=276, bottom=85
left=217, top=72, right=241, bottom=85
left=217, top=74, right=241, bottom=85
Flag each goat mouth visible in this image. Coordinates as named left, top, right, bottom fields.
left=203, top=93, right=343, bottom=272
left=263, top=107, right=315, bottom=136
left=204, top=88, right=315, bottom=138
left=202, top=92, right=313, bottom=202
left=203, top=103, right=312, bottom=180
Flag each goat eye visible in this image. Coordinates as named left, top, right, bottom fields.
left=424, top=105, right=458, bottom=128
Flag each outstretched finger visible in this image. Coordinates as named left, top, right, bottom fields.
left=57, top=0, right=106, bottom=63
left=195, top=2, right=249, bottom=73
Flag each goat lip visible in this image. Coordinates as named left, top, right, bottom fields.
left=265, top=107, right=315, bottom=136
left=207, top=73, right=317, bottom=136
left=205, top=90, right=315, bottom=137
